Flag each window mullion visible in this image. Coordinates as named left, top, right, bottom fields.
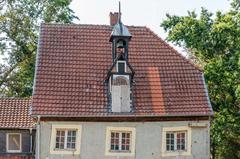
left=119, top=132, right=122, bottom=151
left=185, top=132, right=187, bottom=150
left=64, top=130, right=68, bottom=149
left=174, top=133, right=177, bottom=151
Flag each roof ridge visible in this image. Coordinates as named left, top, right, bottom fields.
left=41, top=23, right=146, bottom=29
left=42, top=23, right=110, bottom=27
left=144, top=26, right=203, bottom=72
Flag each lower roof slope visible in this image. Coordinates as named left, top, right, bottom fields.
left=32, top=24, right=213, bottom=117
left=0, top=98, right=33, bottom=129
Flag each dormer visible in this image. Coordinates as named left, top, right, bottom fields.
left=107, top=3, right=134, bottom=113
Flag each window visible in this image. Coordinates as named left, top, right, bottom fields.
left=6, top=133, right=22, bottom=153
left=110, top=132, right=131, bottom=152
left=166, top=131, right=186, bottom=151
left=117, top=61, right=126, bottom=73
left=105, top=127, right=136, bottom=156
left=162, top=126, right=191, bottom=157
left=55, top=130, right=76, bottom=150
left=50, top=125, right=82, bottom=155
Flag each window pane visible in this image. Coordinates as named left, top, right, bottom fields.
left=166, top=134, right=170, bottom=138
left=121, top=132, right=130, bottom=151
left=122, top=144, right=126, bottom=150
left=72, top=137, right=76, bottom=142
left=67, top=143, right=70, bottom=148
left=126, top=145, right=129, bottom=150
left=166, top=132, right=174, bottom=151
left=177, top=144, right=180, bottom=150
left=60, top=143, right=64, bottom=149
left=72, top=143, right=76, bottom=149
left=55, top=130, right=65, bottom=149
left=118, top=62, right=125, bottom=73
left=166, top=145, right=170, bottom=151
left=110, top=132, right=120, bottom=151
left=181, top=144, right=185, bottom=150
left=8, top=134, right=21, bottom=151
left=166, top=139, right=169, bottom=144
left=111, top=145, right=114, bottom=150
left=66, top=130, right=77, bottom=149
left=176, top=132, right=186, bottom=150
left=72, top=131, right=76, bottom=136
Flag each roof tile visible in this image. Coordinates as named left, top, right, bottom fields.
left=32, top=24, right=213, bottom=117
left=0, top=98, right=33, bottom=129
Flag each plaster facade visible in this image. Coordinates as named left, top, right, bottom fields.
left=37, top=120, right=210, bottom=159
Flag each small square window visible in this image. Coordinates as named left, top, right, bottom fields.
left=166, top=131, right=186, bottom=152
left=162, top=126, right=192, bottom=157
left=117, top=61, right=126, bottom=73
left=7, top=133, right=22, bottom=153
left=55, top=129, right=77, bottom=150
left=110, top=131, right=131, bottom=152
left=105, top=127, right=136, bottom=157
left=50, top=125, right=81, bottom=155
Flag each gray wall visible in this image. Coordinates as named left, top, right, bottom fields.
left=0, top=129, right=34, bottom=155
left=38, top=121, right=210, bottom=159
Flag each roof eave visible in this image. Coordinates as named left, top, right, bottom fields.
left=31, top=113, right=213, bottom=118
left=0, top=127, right=36, bottom=130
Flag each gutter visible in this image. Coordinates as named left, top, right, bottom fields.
left=29, top=128, right=32, bottom=153
left=36, top=116, right=41, bottom=159
left=32, top=113, right=212, bottom=118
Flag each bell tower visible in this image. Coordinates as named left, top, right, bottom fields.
left=107, top=2, right=134, bottom=113
left=110, top=2, right=131, bottom=62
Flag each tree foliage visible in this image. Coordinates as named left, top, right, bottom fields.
left=0, top=0, right=78, bottom=97
left=161, top=1, right=240, bottom=158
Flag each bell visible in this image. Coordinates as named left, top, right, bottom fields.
left=116, top=40, right=124, bottom=48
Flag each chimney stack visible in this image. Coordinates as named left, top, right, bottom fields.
left=109, top=12, right=119, bottom=26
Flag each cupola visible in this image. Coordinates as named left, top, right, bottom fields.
left=110, top=2, right=131, bottom=63
left=107, top=2, right=134, bottom=113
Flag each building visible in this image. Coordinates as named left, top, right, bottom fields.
left=32, top=7, right=213, bottom=159
left=0, top=98, right=35, bottom=159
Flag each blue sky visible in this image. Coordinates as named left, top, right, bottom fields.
left=70, top=0, right=231, bottom=40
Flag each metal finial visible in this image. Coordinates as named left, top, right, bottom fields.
left=118, top=1, right=121, bottom=23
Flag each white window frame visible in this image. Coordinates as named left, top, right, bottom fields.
left=105, top=127, right=136, bottom=157
left=110, top=131, right=131, bottom=152
left=166, top=131, right=187, bottom=152
left=54, top=129, right=77, bottom=150
left=116, top=61, right=127, bottom=72
left=162, top=126, right=192, bottom=157
left=50, top=124, right=82, bottom=155
left=6, top=133, right=22, bottom=153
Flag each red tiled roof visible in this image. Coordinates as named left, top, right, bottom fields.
left=0, top=156, right=32, bottom=159
left=0, top=98, right=34, bottom=129
left=32, top=24, right=213, bottom=117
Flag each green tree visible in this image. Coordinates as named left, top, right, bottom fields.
left=161, top=1, right=240, bottom=158
left=0, top=0, right=79, bottom=97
